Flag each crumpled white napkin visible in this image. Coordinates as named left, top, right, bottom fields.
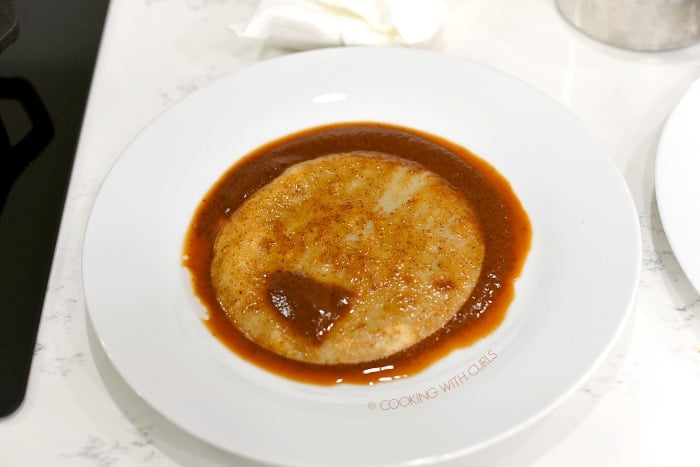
left=231, top=0, right=448, bottom=49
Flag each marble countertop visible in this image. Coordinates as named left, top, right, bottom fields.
left=2, top=0, right=700, bottom=465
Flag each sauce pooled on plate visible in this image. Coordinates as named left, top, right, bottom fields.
left=183, top=122, right=531, bottom=385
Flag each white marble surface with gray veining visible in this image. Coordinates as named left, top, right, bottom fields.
left=1, top=0, right=699, bottom=465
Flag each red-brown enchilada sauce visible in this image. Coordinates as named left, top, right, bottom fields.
left=183, top=122, right=531, bottom=385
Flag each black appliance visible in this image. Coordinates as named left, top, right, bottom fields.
left=0, top=0, right=109, bottom=416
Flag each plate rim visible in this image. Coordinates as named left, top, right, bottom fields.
left=655, top=76, right=700, bottom=294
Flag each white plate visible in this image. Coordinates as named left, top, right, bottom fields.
left=83, top=47, right=641, bottom=466
left=656, top=77, right=700, bottom=294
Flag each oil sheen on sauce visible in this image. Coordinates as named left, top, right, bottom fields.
left=182, top=122, right=531, bottom=385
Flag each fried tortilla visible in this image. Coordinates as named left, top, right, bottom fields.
left=211, top=152, right=485, bottom=364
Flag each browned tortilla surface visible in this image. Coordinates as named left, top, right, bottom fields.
left=211, top=152, right=485, bottom=364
